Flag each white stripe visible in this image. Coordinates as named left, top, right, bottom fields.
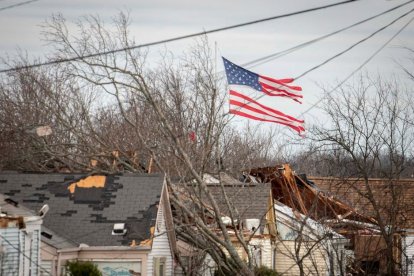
left=258, top=77, right=302, bottom=96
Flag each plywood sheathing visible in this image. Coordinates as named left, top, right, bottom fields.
left=67, top=175, right=106, bottom=194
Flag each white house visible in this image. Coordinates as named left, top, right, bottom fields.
left=0, top=194, right=44, bottom=276
left=0, top=172, right=176, bottom=276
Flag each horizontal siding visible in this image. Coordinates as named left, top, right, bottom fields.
left=248, top=238, right=272, bottom=268
left=0, top=228, right=21, bottom=275
left=275, top=240, right=329, bottom=276
left=31, top=229, right=40, bottom=276
left=147, top=193, right=173, bottom=276
left=40, top=260, right=53, bottom=276
left=404, top=235, right=414, bottom=276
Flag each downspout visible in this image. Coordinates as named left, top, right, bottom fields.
left=56, top=247, right=82, bottom=276
left=56, top=251, right=61, bottom=276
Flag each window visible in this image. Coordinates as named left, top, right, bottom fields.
left=248, top=245, right=262, bottom=267
left=360, top=261, right=380, bottom=275
left=154, top=257, right=166, bottom=276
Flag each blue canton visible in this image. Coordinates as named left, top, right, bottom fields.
left=223, top=57, right=262, bottom=91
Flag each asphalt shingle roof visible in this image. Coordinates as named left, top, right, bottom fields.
left=207, top=183, right=271, bottom=221
left=0, top=172, right=164, bottom=247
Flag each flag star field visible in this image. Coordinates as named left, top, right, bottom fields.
left=223, top=58, right=261, bottom=91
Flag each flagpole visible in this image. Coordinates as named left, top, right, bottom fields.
left=214, top=41, right=223, bottom=171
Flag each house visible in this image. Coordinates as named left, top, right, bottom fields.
left=174, top=172, right=348, bottom=275
left=0, top=193, right=44, bottom=276
left=312, top=176, right=414, bottom=275
left=245, top=164, right=396, bottom=275
left=244, top=164, right=414, bottom=275
left=0, top=172, right=176, bottom=276
left=273, top=202, right=349, bottom=275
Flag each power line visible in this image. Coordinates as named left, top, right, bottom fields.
left=0, top=0, right=359, bottom=74
left=299, top=15, right=414, bottom=118
left=295, top=7, right=414, bottom=80
left=242, top=0, right=414, bottom=69
left=0, top=0, right=39, bottom=12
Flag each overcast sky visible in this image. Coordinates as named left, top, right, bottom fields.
left=0, top=0, right=413, bottom=134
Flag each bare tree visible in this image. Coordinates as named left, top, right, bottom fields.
left=34, top=12, right=289, bottom=275
left=310, top=75, right=414, bottom=275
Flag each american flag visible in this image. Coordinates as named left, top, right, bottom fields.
left=223, top=57, right=303, bottom=103
left=223, top=57, right=305, bottom=135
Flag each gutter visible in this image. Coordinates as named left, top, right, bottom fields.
left=324, top=219, right=380, bottom=232
left=57, top=245, right=152, bottom=253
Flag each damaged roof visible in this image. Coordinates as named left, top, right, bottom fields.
left=207, top=173, right=271, bottom=221
left=182, top=172, right=271, bottom=221
left=0, top=172, right=164, bottom=247
left=247, top=164, right=377, bottom=225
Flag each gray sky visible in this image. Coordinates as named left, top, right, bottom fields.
left=0, top=0, right=413, bottom=134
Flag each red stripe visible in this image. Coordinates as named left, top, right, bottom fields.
left=261, top=82, right=303, bottom=99
left=277, top=78, right=294, bottom=83
left=261, top=89, right=302, bottom=103
left=230, top=109, right=304, bottom=134
left=229, top=99, right=298, bottom=124
left=260, top=75, right=302, bottom=91
left=229, top=90, right=304, bottom=123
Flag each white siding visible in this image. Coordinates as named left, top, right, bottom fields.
left=40, top=260, right=53, bottom=276
left=249, top=238, right=272, bottom=268
left=274, top=239, right=330, bottom=276
left=30, top=229, right=40, bottom=276
left=404, top=235, right=414, bottom=276
left=0, top=227, right=21, bottom=275
left=0, top=221, right=42, bottom=276
left=147, top=185, right=173, bottom=276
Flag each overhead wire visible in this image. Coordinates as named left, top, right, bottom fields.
left=0, top=0, right=39, bottom=12
left=0, top=0, right=359, bottom=73
left=241, top=0, right=414, bottom=69
left=294, top=6, right=414, bottom=80
left=299, top=16, right=414, bottom=118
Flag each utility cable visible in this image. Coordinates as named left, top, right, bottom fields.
left=242, top=0, right=414, bottom=69
left=299, top=16, right=414, bottom=118
left=0, top=0, right=359, bottom=73
left=294, top=7, right=414, bottom=80
left=0, top=0, right=38, bottom=12
left=0, top=233, right=52, bottom=276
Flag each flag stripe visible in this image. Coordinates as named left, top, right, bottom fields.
left=229, top=90, right=304, bottom=123
left=260, top=88, right=302, bottom=103
left=259, top=78, right=303, bottom=99
left=260, top=75, right=302, bottom=91
left=260, top=83, right=303, bottom=102
left=260, top=82, right=303, bottom=97
left=276, top=78, right=294, bottom=84
left=230, top=109, right=304, bottom=134
left=229, top=98, right=303, bottom=128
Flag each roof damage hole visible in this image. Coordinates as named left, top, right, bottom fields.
left=68, top=175, right=106, bottom=194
